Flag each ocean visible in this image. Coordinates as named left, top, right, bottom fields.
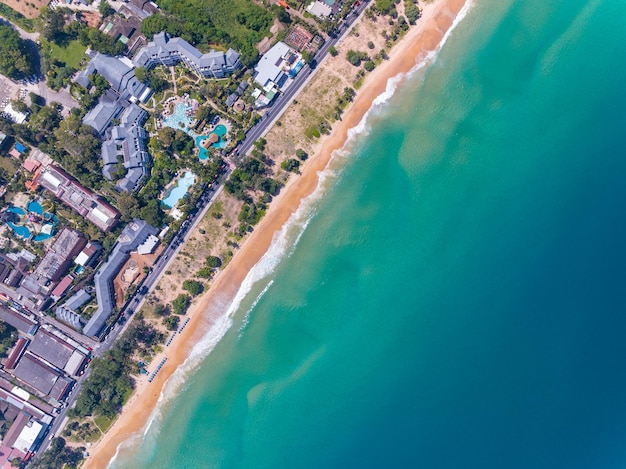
left=110, top=0, right=626, bottom=467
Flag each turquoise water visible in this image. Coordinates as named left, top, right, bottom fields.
left=112, top=1, right=626, bottom=468
left=163, top=103, right=196, bottom=135
left=7, top=222, right=30, bottom=239
left=162, top=171, right=196, bottom=208
left=7, top=207, right=25, bottom=216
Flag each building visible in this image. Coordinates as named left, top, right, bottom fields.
left=101, top=104, right=150, bottom=192
left=33, top=228, right=86, bottom=281
left=27, top=329, right=87, bottom=376
left=13, top=353, right=74, bottom=401
left=306, top=0, right=332, bottom=18
left=77, top=52, right=151, bottom=103
left=0, top=306, right=38, bottom=335
left=83, top=219, right=158, bottom=337
left=35, top=165, right=120, bottom=231
left=133, top=32, right=242, bottom=79
left=74, top=242, right=102, bottom=267
left=253, top=42, right=301, bottom=91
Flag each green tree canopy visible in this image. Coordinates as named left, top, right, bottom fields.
left=0, top=25, right=37, bottom=79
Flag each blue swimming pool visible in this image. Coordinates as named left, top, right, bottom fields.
left=162, top=171, right=196, bottom=208
left=27, top=201, right=43, bottom=215
left=163, top=103, right=196, bottom=137
left=7, top=206, right=26, bottom=216
left=8, top=222, right=31, bottom=239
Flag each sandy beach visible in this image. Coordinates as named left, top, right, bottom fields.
left=85, top=0, right=469, bottom=466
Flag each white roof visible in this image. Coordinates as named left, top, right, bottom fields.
left=64, top=350, right=87, bottom=376
left=91, top=207, right=112, bottom=223
left=137, top=234, right=159, bottom=255
left=254, top=42, right=292, bottom=88
left=307, top=0, right=332, bottom=18
left=14, top=420, right=44, bottom=453
left=42, top=171, right=62, bottom=188
left=75, top=251, right=90, bottom=266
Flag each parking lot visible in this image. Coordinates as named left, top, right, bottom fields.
left=0, top=76, right=20, bottom=112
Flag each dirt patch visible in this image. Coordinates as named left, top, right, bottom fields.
left=113, top=250, right=161, bottom=308
left=2, top=0, right=49, bottom=19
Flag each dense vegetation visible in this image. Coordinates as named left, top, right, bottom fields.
left=30, top=437, right=84, bottom=469
left=142, top=0, right=273, bottom=65
left=0, top=24, right=37, bottom=79
left=0, top=322, right=18, bottom=358
left=70, top=319, right=161, bottom=419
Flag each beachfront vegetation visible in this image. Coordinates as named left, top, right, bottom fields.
left=142, top=0, right=273, bottom=66
left=280, top=158, right=300, bottom=173
left=29, top=437, right=84, bottom=469
left=0, top=25, right=37, bottom=80
left=162, top=315, right=179, bottom=331
left=172, top=293, right=191, bottom=315
left=182, top=279, right=204, bottom=296
left=346, top=49, right=369, bottom=67
left=69, top=318, right=161, bottom=419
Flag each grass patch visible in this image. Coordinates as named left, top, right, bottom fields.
left=42, top=39, right=87, bottom=69
left=0, top=156, right=18, bottom=175
left=94, top=414, right=115, bottom=433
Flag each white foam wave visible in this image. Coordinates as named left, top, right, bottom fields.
left=238, top=279, right=274, bottom=337
left=107, top=4, right=475, bottom=466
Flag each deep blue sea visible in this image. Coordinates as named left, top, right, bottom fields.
left=111, top=0, right=626, bottom=467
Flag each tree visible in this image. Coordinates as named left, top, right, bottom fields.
left=364, top=60, right=375, bottom=72
left=162, top=315, right=179, bottom=331
left=405, top=3, right=420, bottom=24
left=117, top=191, right=141, bottom=222
left=295, top=148, right=308, bottom=160
left=171, top=294, right=191, bottom=315
left=182, top=280, right=204, bottom=296
left=328, top=45, right=338, bottom=57
left=0, top=25, right=37, bottom=80
left=346, top=50, right=367, bottom=67
left=206, top=255, right=222, bottom=268
left=367, top=40, right=375, bottom=49
left=375, top=0, right=393, bottom=14
left=281, top=158, right=300, bottom=173
left=99, top=1, right=115, bottom=18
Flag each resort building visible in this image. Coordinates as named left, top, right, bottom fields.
left=83, top=219, right=158, bottom=337
left=306, top=0, right=332, bottom=19
left=74, top=242, right=102, bottom=267
left=35, top=165, right=120, bottom=232
left=133, top=32, right=242, bottom=79
left=101, top=104, right=150, bottom=192
left=33, top=228, right=86, bottom=281
left=253, top=42, right=302, bottom=92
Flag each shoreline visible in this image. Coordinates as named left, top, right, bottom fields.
left=85, top=0, right=470, bottom=466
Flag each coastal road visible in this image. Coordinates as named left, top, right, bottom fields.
left=236, top=0, right=372, bottom=158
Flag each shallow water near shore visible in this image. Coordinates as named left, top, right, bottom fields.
left=111, top=0, right=626, bottom=467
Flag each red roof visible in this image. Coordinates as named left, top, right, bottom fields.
left=51, top=275, right=73, bottom=297
left=22, top=159, right=41, bottom=173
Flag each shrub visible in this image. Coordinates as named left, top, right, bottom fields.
left=182, top=280, right=204, bottom=296
left=171, top=294, right=191, bottom=315
left=206, top=255, right=223, bottom=268
left=328, top=45, right=338, bottom=56
left=364, top=60, right=375, bottom=72
left=281, top=158, right=301, bottom=173
left=296, top=148, right=308, bottom=160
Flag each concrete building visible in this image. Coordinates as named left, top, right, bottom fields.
left=253, top=42, right=300, bottom=91
left=13, top=353, right=74, bottom=401
left=35, top=165, right=120, bottom=231
left=33, top=228, right=86, bottom=281
left=306, top=0, right=332, bottom=18
left=83, top=219, right=158, bottom=337
left=28, top=329, right=87, bottom=376
left=101, top=104, right=150, bottom=192
left=74, top=242, right=102, bottom=267
left=133, top=32, right=242, bottom=78
left=0, top=306, right=38, bottom=335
